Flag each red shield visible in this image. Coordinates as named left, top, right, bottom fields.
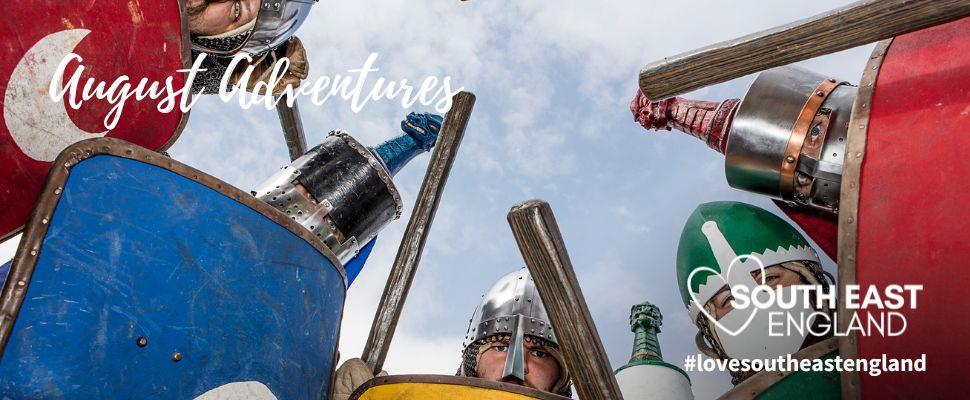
left=839, top=17, right=970, bottom=398
left=0, top=0, right=189, bottom=240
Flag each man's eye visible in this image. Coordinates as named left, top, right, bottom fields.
left=530, top=350, right=548, bottom=358
left=721, top=295, right=734, bottom=308
left=766, top=275, right=780, bottom=283
left=493, top=346, right=508, bottom=352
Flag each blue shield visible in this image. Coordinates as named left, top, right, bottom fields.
left=0, top=139, right=346, bottom=399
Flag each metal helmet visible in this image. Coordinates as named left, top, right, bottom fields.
left=253, top=113, right=441, bottom=264
left=458, top=268, right=572, bottom=396
left=191, top=0, right=316, bottom=56
left=725, top=66, right=857, bottom=212
left=676, top=201, right=833, bottom=384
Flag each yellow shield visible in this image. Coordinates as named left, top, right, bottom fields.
left=350, top=375, right=568, bottom=400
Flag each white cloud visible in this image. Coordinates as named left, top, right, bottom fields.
left=165, top=1, right=872, bottom=399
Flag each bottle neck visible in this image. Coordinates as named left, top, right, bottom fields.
left=628, top=324, right=663, bottom=364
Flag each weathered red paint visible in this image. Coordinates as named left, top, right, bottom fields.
left=630, top=89, right=739, bottom=154
left=855, top=16, right=970, bottom=398
left=772, top=199, right=837, bottom=261
left=0, top=0, right=189, bottom=240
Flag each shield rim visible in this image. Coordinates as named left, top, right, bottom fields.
left=835, top=38, right=893, bottom=399
left=0, top=137, right=347, bottom=359
left=0, top=0, right=193, bottom=243
left=349, top=375, right=571, bottom=400
left=716, top=337, right=839, bottom=400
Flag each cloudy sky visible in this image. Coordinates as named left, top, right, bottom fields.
left=0, top=1, right=875, bottom=398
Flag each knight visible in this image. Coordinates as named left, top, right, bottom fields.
left=334, top=268, right=574, bottom=399
left=677, top=201, right=840, bottom=398
left=631, top=67, right=855, bottom=215
left=252, top=111, right=443, bottom=284
left=185, top=0, right=317, bottom=94
left=614, top=301, right=693, bottom=400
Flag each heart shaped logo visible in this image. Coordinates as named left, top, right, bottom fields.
left=687, top=253, right=767, bottom=337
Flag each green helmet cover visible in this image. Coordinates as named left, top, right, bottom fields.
left=676, top=201, right=820, bottom=321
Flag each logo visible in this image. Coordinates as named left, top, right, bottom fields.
left=687, top=253, right=770, bottom=336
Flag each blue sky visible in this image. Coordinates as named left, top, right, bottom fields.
left=0, top=1, right=874, bottom=398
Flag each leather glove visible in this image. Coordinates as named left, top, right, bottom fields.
left=228, top=36, right=309, bottom=96
left=331, top=357, right=388, bottom=400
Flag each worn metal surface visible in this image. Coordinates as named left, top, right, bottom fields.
left=726, top=66, right=855, bottom=210
left=0, top=138, right=345, bottom=399
left=361, top=92, right=476, bottom=373
left=507, top=200, right=624, bottom=400
left=777, top=78, right=841, bottom=201
left=638, top=0, right=970, bottom=100
left=0, top=0, right=191, bottom=241
left=194, top=0, right=314, bottom=56
left=836, top=37, right=890, bottom=400
left=842, top=17, right=970, bottom=399
left=349, top=375, right=569, bottom=400
left=276, top=96, right=309, bottom=161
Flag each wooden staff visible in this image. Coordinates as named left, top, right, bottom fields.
left=360, top=92, right=476, bottom=374
left=507, top=199, right=624, bottom=400
left=639, top=0, right=970, bottom=100
left=274, top=94, right=308, bottom=161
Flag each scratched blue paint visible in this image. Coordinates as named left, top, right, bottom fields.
left=343, top=237, right=375, bottom=285
left=0, top=261, right=8, bottom=287
left=0, top=155, right=346, bottom=399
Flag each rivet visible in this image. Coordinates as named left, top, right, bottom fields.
left=54, top=187, right=62, bottom=195
left=17, top=281, right=25, bottom=287
left=30, top=250, right=37, bottom=256
left=847, top=217, right=854, bottom=224
left=828, top=78, right=836, bottom=83
left=816, top=91, right=824, bottom=97
left=64, top=162, right=71, bottom=167
left=785, top=155, right=795, bottom=163
left=171, top=352, right=182, bottom=362
left=42, top=218, right=48, bottom=225
left=855, top=152, right=863, bottom=158
left=136, top=337, right=148, bottom=347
